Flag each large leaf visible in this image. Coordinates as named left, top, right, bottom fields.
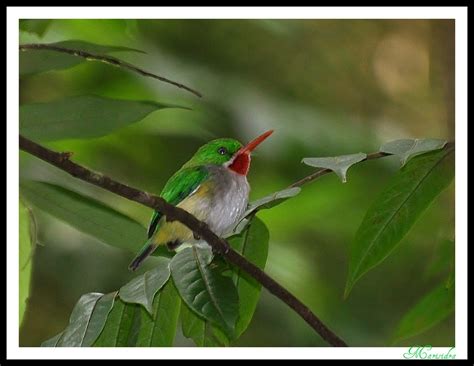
left=380, top=138, right=447, bottom=167
left=181, top=304, right=229, bottom=347
left=170, top=246, right=239, bottom=336
left=345, top=147, right=455, bottom=297
left=93, top=299, right=141, bottom=347
left=43, top=292, right=116, bottom=347
left=228, top=217, right=269, bottom=338
left=302, top=153, right=367, bottom=183
left=19, top=199, right=35, bottom=326
left=19, top=95, right=186, bottom=141
left=119, top=258, right=171, bottom=315
left=20, top=181, right=147, bottom=253
left=136, top=280, right=181, bottom=346
left=19, top=40, right=144, bottom=76
left=392, top=283, right=455, bottom=344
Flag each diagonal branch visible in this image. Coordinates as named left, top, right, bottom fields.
left=19, top=43, right=202, bottom=98
left=19, top=135, right=347, bottom=347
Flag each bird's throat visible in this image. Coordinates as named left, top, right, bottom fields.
left=228, top=153, right=250, bottom=175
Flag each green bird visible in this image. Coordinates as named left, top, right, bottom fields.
left=129, top=130, right=273, bottom=271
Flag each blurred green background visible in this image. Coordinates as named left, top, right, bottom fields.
left=19, top=19, right=455, bottom=347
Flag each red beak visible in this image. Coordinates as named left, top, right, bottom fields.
left=238, top=130, right=274, bottom=155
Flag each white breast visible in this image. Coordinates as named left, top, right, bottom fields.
left=205, top=166, right=250, bottom=236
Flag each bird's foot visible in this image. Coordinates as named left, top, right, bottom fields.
left=166, top=240, right=182, bottom=251
left=211, top=241, right=231, bottom=256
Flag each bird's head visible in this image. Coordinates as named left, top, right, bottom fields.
left=184, top=130, right=273, bottom=175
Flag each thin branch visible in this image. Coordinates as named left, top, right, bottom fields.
left=289, top=151, right=391, bottom=189
left=19, top=135, right=347, bottom=347
left=19, top=43, right=202, bottom=98
left=288, top=144, right=454, bottom=189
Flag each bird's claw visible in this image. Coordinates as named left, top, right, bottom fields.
left=212, top=242, right=231, bottom=256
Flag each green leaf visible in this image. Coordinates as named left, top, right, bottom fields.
left=19, top=199, right=35, bottom=326
left=47, top=292, right=116, bottom=347
left=242, top=187, right=300, bottom=220
left=392, top=283, right=454, bottom=344
left=19, top=40, right=144, bottom=76
left=19, top=20, right=52, bottom=37
left=136, top=280, right=181, bottom=347
left=380, top=138, right=447, bottom=167
left=345, top=148, right=455, bottom=298
left=20, top=181, right=147, bottom=254
left=302, top=153, right=367, bottom=183
left=228, top=217, right=269, bottom=338
left=180, top=303, right=229, bottom=347
left=170, top=246, right=239, bottom=336
left=41, top=332, right=63, bottom=347
left=232, top=187, right=300, bottom=235
left=119, top=258, right=171, bottom=315
left=181, top=303, right=206, bottom=346
left=19, top=95, right=186, bottom=141
left=93, top=299, right=141, bottom=347
left=211, top=325, right=231, bottom=346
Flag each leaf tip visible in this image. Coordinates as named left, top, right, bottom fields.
left=343, top=283, right=352, bottom=300
left=343, top=273, right=359, bottom=299
left=144, top=304, right=154, bottom=316
left=400, top=156, right=408, bottom=167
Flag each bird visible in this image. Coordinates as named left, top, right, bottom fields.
left=128, top=130, right=274, bottom=271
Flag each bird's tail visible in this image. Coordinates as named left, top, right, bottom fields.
left=128, top=238, right=157, bottom=271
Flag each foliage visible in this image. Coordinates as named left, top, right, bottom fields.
left=392, top=283, right=455, bottom=344
left=20, top=95, right=186, bottom=141
left=20, top=181, right=147, bottom=253
left=19, top=199, right=35, bottom=326
left=345, top=147, right=455, bottom=297
left=19, top=19, right=455, bottom=347
left=302, top=153, right=367, bottom=183
left=380, top=139, right=447, bottom=167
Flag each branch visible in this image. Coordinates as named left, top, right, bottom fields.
left=289, top=143, right=454, bottom=189
left=19, top=135, right=347, bottom=347
left=289, top=151, right=390, bottom=188
left=242, top=143, right=454, bottom=241
left=19, top=43, right=202, bottom=98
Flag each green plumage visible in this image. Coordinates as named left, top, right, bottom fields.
left=129, top=138, right=244, bottom=271
left=147, top=166, right=209, bottom=238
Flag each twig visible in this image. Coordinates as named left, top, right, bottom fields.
left=19, top=135, right=347, bottom=347
left=289, top=144, right=454, bottom=189
left=289, top=151, right=391, bottom=188
left=19, top=43, right=202, bottom=98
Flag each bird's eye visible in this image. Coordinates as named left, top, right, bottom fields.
left=218, top=147, right=228, bottom=155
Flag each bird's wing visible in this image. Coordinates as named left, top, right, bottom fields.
left=147, top=166, right=209, bottom=238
